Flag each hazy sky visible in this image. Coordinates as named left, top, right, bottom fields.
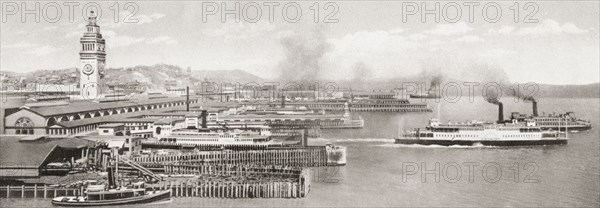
left=1, top=1, right=598, bottom=85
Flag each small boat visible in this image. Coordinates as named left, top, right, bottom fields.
left=409, top=93, right=441, bottom=99
left=409, top=82, right=441, bottom=99
left=51, top=183, right=170, bottom=206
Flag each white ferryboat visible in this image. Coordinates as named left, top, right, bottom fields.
left=395, top=118, right=568, bottom=146
left=156, top=129, right=272, bottom=146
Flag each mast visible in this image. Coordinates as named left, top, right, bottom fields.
left=565, top=116, right=568, bottom=139
left=436, top=101, right=441, bottom=120
left=115, top=153, right=119, bottom=187
left=557, top=117, right=560, bottom=138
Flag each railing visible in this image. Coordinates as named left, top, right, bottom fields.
left=119, top=157, right=163, bottom=181
left=0, top=185, right=81, bottom=199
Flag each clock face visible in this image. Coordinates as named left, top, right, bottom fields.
left=83, top=64, right=94, bottom=75
left=98, top=63, right=105, bottom=74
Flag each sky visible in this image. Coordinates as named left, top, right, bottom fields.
left=1, top=1, right=599, bottom=85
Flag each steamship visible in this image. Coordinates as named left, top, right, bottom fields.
left=409, top=81, right=441, bottom=99
left=510, top=100, right=592, bottom=132
left=409, top=89, right=441, bottom=99
left=395, top=101, right=568, bottom=146
left=156, top=129, right=272, bottom=146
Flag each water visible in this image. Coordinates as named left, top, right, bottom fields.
left=2, top=98, right=599, bottom=207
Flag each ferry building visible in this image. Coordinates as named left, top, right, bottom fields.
left=2, top=12, right=197, bottom=136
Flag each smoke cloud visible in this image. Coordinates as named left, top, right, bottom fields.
left=277, top=27, right=331, bottom=81
left=485, top=89, right=502, bottom=105
left=351, top=62, right=373, bottom=90
left=508, top=88, right=537, bottom=102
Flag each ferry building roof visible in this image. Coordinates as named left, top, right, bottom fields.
left=24, top=96, right=189, bottom=117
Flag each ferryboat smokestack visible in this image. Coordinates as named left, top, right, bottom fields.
left=498, top=102, right=504, bottom=123
left=524, top=96, right=538, bottom=117
left=281, top=96, right=285, bottom=108
left=532, top=100, right=538, bottom=117
left=486, top=96, right=503, bottom=123
left=201, top=110, right=207, bottom=129
left=186, top=86, right=190, bottom=112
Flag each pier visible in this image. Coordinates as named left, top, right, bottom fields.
left=153, top=178, right=309, bottom=198
left=131, top=146, right=345, bottom=167
left=0, top=178, right=310, bottom=199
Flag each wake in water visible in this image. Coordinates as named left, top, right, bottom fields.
left=375, top=143, right=500, bottom=149
left=313, top=137, right=493, bottom=148
left=147, top=199, right=173, bottom=206
left=311, top=138, right=552, bottom=149
left=311, top=137, right=395, bottom=143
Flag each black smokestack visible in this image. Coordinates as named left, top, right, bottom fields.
left=498, top=102, right=504, bottom=123
left=186, top=86, right=190, bottom=112
left=486, top=95, right=503, bottom=123
left=532, top=100, right=538, bottom=117
left=281, top=96, right=285, bottom=108
left=523, top=96, right=538, bottom=117
left=429, top=75, right=442, bottom=92
left=201, top=110, right=207, bottom=129
left=511, top=89, right=539, bottom=117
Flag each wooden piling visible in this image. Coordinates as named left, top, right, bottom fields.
left=169, top=181, right=173, bottom=197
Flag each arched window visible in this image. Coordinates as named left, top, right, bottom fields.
left=15, top=117, right=34, bottom=135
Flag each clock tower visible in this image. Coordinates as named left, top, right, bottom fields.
left=79, top=11, right=106, bottom=99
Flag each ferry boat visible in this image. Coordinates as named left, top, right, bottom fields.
left=395, top=118, right=568, bottom=146
left=51, top=183, right=170, bottom=206
left=510, top=111, right=591, bottom=132
left=409, top=92, right=441, bottom=99
left=157, top=129, right=272, bottom=146
left=409, top=83, right=441, bottom=99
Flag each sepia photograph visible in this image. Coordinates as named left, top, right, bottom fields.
left=0, top=1, right=598, bottom=207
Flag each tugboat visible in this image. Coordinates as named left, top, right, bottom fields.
left=51, top=182, right=170, bottom=206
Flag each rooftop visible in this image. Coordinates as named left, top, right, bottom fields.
left=0, top=136, right=95, bottom=168
left=24, top=96, right=190, bottom=117
left=98, top=123, right=125, bottom=128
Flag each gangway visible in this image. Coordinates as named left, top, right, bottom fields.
left=119, top=157, right=163, bottom=181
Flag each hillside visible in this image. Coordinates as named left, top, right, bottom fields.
left=2, top=64, right=267, bottom=90
left=3, top=65, right=597, bottom=98
left=105, top=64, right=266, bottom=88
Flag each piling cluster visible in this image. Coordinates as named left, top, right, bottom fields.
left=132, top=147, right=334, bottom=167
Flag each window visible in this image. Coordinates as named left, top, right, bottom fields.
left=15, top=117, right=34, bottom=135
left=103, top=130, right=109, bottom=133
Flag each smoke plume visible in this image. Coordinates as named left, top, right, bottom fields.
left=277, top=27, right=331, bottom=81
left=508, top=88, right=536, bottom=102
left=485, top=89, right=501, bottom=105
left=351, top=62, right=373, bottom=90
